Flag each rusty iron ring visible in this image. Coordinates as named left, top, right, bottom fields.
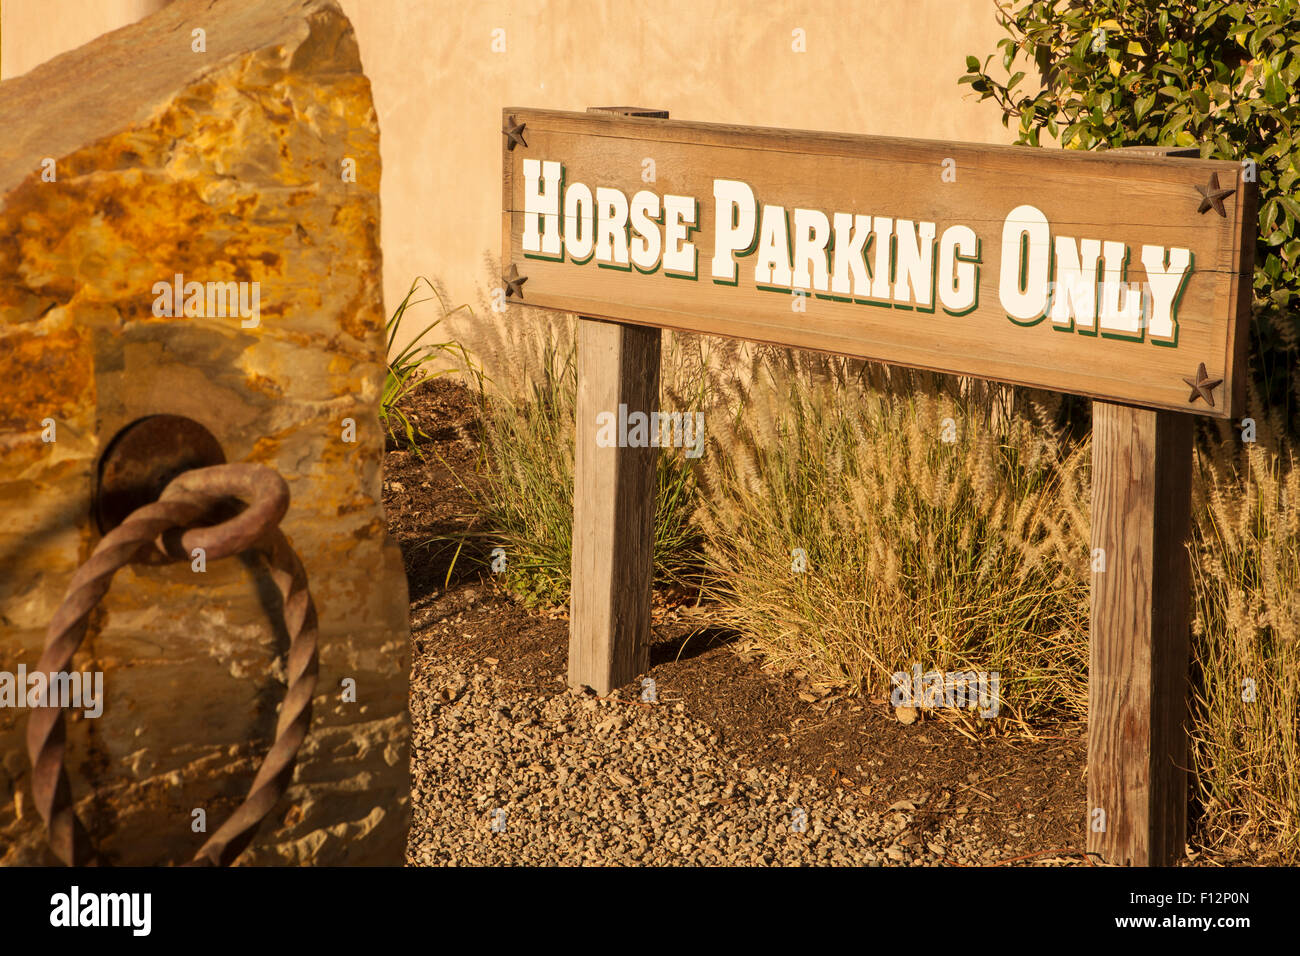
left=25, top=463, right=320, bottom=867
left=156, top=463, right=290, bottom=562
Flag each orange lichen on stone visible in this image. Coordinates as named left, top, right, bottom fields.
left=0, top=324, right=93, bottom=432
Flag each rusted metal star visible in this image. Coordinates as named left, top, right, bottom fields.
left=503, top=263, right=527, bottom=299
left=1182, top=362, right=1223, bottom=406
left=1195, top=172, right=1235, bottom=217
left=502, top=115, right=528, bottom=150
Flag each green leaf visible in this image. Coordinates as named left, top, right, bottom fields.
left=1264, top=72, right=1287, bottom=105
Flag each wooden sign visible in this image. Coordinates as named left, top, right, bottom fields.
left=502, top=107, right=1256, bottom=418
left=501, top=107, right=1262, bottom=868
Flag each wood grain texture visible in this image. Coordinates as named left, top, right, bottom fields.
left=503, top=108, right=1258, bottom=418
left=1088, top=401, right=1193, bottom=866
left=568, top=316, right=660, bottom=694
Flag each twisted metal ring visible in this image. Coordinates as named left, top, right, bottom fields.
left=25, top=463, right=319, bottom=867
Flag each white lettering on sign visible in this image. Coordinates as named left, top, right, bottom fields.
left=937, top=224, right=979, bottom=315
left=712, top=179, right=757, bottom=284
left=520, top=162, right=1194, bottom=341
left=1141, top=245, right=1193, bottom=344
left=1002, top=204, right=1192, bottom=341
left=522, top=158, right=562, bottom=259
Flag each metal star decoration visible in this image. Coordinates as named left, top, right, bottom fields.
left=1194, top=172, right=1235, bottom=217
left=503, top=263, right=527, bottom=299
left=1182, top=362, right=1223, bottom=406
left=502, top=115, right=528, bottom=150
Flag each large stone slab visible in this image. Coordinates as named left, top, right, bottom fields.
left=0, top=0, right=409, bottom=865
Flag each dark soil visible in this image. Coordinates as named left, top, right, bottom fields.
left=386, top=377, right=1096, bottom=866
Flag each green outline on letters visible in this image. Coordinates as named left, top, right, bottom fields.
left=1005, top=226, right=1047, bottom=327
left=629, top=190, right=665, bottom=276
left=1098, top=245, right=1145, bottom=343
left=942, top=235, right=981, bottom=318
left=712, top=181, right=761, bottom=287
left=563, top=177, right=596, bottom=266
left=824, top=213, right=862, bottom=302
left=1051, top=238, right=1103, bottom=337
left=855, top=219, right=892, bottom=309
left=789, top=206, right=833, bottom=298
left=1148, top=249, right=1192, bottom=349
left=892, top=221, right=937, bottom=314
left=753, top=203, right=794, bottom=293
left=663, top=195, right=700, bottom=280
left=915, top=237, right=939, bottom=314
left=595, top=185, right=633, bottom=272
left=522, top=161, right=566, bottom=263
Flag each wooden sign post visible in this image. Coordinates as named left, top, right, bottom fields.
left=501, top=109, right=1258, bottom=865
left=1085, top=143, right=1254, bottom=866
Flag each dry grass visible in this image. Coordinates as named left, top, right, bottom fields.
left=694, top=346, right=1092, bottom=725
left=446, top=259, right=712, bottom=605
left=1190, top=393, right=1300, bottom=862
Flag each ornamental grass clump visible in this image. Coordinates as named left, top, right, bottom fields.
left=694, top=346, right=1092, bottom=725
left=1190, top=397, right=1300, bottom=862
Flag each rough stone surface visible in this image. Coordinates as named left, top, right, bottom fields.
left=0, top=0, right=408, bottom=865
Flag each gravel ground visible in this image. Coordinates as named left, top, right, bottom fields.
left=406, top=656, right=1080, bottom=866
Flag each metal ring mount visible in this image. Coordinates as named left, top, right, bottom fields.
left=26, top=462, right=319, bottom=867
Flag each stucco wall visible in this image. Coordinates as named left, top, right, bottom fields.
left=3, top=0, right=1014, bottom=354
left=1, top=0, right=168, bottom=77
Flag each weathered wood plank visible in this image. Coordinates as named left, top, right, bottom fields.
left=1087, top=400, right=1194, bottom=865
left=568, top=316, right=660, bottom=694
left=503, top=108, right=1257, bottom=418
